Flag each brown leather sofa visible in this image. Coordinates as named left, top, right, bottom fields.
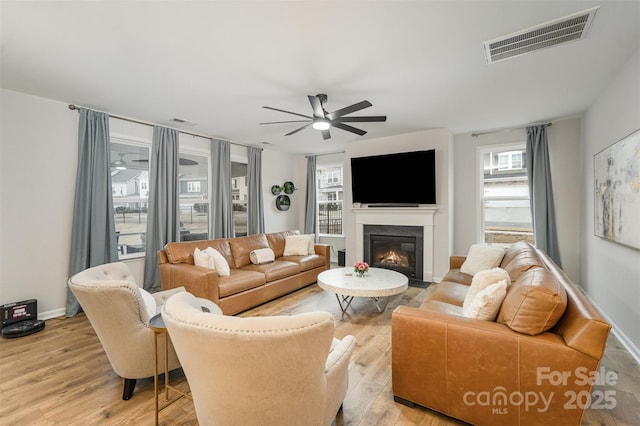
left=392, top=242, right=611, bottom=426
left=158, top=230, right=330, bottom=315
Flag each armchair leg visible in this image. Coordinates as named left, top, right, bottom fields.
left=122, top=378, right=136, bottom=400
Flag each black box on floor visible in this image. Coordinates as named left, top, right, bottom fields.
left=338, top=249, right=345, bottom=266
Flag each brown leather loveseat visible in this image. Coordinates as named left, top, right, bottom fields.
left=158, top=230, right=330, bottom=315
left=392, top=242, right=611, bottom=425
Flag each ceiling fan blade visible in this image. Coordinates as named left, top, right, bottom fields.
left=308, top=95, right=325, bottom=118
left=259, top=120, right=310, bottom=125
left=285, top=123, right=312, bottom=136
left=326, top=100, right=372, bottom=120
left=321, top=129, right=331, bottom=140
left=336, top=116, right=387, bottom=123
left=332, top=122, right=367, bottom=136
left=263, top=106, right=312, bottom=120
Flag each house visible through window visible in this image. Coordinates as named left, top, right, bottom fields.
left=317, top=165, right=343, bottom=236
left=179, top=152, right=209, bottom=242
left=111, top=140, right=150, bottom=257
left=479, top=144, right=534, bottom=246
left=231, top=161, right=248, bottom=237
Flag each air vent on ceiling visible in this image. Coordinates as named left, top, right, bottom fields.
left=169, top=117, right=199, bottom=126
left=483, top=6, right=599, bottom=64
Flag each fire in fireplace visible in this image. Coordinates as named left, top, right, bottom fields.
left=364, top=225, right=424, bottom=281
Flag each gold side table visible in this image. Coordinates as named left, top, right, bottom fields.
left=149, top=313, right=191, bottom=426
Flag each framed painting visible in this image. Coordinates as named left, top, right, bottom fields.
left=594, top=128, right=640, bottom=250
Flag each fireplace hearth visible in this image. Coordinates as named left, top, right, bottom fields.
left=364, top=225, right=423, bottom=281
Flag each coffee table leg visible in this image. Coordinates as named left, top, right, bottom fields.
left=372, top=296, right=391, bottom=313
left=334, top=294, right=355, bottom=316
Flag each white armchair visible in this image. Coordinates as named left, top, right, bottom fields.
left=68, top=261, right=184, bottom=400
left=162, top=292, right=357, bottom=426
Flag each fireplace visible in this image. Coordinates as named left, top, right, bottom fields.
left=364, top=225, right=423, bottom=281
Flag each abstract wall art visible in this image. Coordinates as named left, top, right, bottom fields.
left=594, top=129, right=640, bottom=250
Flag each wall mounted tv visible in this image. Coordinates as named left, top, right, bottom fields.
left=351, top=149, right=436, bottom=205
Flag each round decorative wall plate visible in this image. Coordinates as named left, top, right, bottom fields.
left=271, top=185, right=282, bottom=195
left=283, top=181, right=295, bottom=194
left=275, top=194, right=290, bottom=211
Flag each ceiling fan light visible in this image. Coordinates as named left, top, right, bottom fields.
left=312, top=119, right=330, bottom=131
left=116, top=166, right=127, bottom=170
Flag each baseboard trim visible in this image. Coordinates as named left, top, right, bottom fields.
left=579, top=287, right=640, bottom=365
left=39, top=308, right=66, bottom=320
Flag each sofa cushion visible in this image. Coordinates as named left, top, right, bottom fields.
left=241, top=260, right=300, bottom=282
left=462, top=267, right=511, bottom=312
left=228, top=234, right=270, bottom=268
left=460, top=244, right=505, bottom=276
left=462, top=280, right=508, bottom=321
left=164, top=239, right=233, bottom=266
left=218, top=269, right=267, bottom=298
left=441, top=268, right=473, bottom=286
left=426, top=282, right=469, bottom=306
left=265, top=230, right=300, bottom=258
left=499, top=243, right=546, bottom=282
left=279, top=254, right=327, bottom=272
left=283, top=234, right=313, bottom=256
left=497, top=267, right=567, bottom=335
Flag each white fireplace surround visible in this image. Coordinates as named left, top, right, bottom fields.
left=353, top=207, right=437, bottom=282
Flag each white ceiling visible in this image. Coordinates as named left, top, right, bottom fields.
left=1, top=1, right=638, bottom=155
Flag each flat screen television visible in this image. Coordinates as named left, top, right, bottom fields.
left=350, top=149, right=436, bottom=205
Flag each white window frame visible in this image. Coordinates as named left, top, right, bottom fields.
left=316, top=163, right=344, bottom=238
left=477, top=143, right=531, bottom=245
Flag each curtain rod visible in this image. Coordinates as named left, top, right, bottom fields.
left=471, top=122, right=552, bottom=138
left=68, top=104, right=246, bottom=147
left=306, top=151, right=345, bottom=158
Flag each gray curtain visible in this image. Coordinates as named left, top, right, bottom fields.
left=526, top=125, right=562, bottom=266
left=210, top=138, right=234, bottom=238
left=143, top=126, right=180, bottom=291
left=247, top=146, right=265, bottom=235
left=304, top=155, right=317, bottom=235
left=66, top=109, right=119, bottom=316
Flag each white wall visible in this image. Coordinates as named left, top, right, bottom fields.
left=0, top=89, right=303, bottom=318
left=581, top=49, right=640, bottom=353
left=453, top=117, right=583, bottom=282
left=343, top=128, right=453, bottom=281
left=0, top=89, right=78, bottom=318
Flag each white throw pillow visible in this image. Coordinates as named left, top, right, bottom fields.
left=460, top=244, right=505, bottom=276
left=462, top=280, right=508, bottom=321
left=463, top=267, right=511, bottom=311
left=283, top=235, right=310, bottom=256
left=194, top=247, right=215, bottom=269
left=249, top=248, right=275, bottom=264
left=305, top=233, right=315, bottom=254
left=207, top=247, right=230, bottom=277
left=138, top=287, right=157, bottom=318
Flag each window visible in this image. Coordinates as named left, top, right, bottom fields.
left=179, top=152, right=209, bottom=241
left=479, top=144, right=533, bottom=246
left=317, top=165, right=343, bottom=236
left=231, top=161, right=248, bottom=237
left=111, top=140, right=150, bottom=258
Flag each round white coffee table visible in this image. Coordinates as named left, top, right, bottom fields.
left=317, top=267, right=409, bottom=316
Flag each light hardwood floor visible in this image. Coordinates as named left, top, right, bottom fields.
left=1, top=284, right=638, bottom=425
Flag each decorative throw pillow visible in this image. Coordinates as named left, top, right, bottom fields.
left=463, top=267, right=511, bottom=311
left=249, top=247, right=276, bottom=264
left=283, top=235, right=310, bottom=256
left=207, top=247, right=230, bottom=277
left=305, top=233, right=316, bottom=254
left=138, top=287, right=157, bottom=318
left=460, top=244, right=506, bottom=276
left=194, top=247, right=215, bottom=269
left=462, top=280, right=508, bottom=321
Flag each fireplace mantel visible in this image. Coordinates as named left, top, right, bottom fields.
left=352, top=207, right=437, bottom=282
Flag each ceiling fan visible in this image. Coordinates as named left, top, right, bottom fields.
left=131, top=158, right=198, bottom=166
left=260, top=94, right=387, bottom=140
left=111, top=153, right=128, bottom=169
